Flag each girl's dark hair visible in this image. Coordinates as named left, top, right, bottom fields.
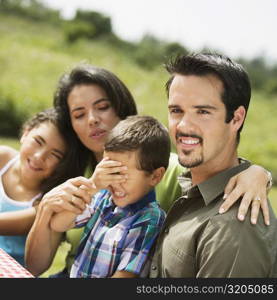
left=53, top=63, right=138, bottom=171
left=22, top=107, right=88, bottom=195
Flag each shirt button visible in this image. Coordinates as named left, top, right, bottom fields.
left=164, top=228, right=169, bottom=234
left=151, top=265, right=157, bottom=270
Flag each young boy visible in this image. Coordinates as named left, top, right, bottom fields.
left=50, top=115, right=171, bottom=278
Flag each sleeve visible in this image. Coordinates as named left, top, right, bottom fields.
left=75, top=189, right=110, bottom=228
left=155, top=152, right=185, bottom=212
left=74, top=205, right=94, bottom=228
left=117, top=208, right=166, bottom=276
left=196, top=213, right=274, bottom=278
left=74, top=192, right=99, bottom=227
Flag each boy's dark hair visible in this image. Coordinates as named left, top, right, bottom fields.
left=165, top=53, right=251, bottom=143
left=53, top=63, right=138, bottom=171
left=21, top=107, right=87, bottom=195
left=104, top=115, right=171, bottom=173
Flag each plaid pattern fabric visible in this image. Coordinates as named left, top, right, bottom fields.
left=70, top=189, right=165, bottom=278
left=0, top=248, right=34, bottom=278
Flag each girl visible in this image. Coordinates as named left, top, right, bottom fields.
left=0, top=108, right=87, bottom=265
left=25, top=64, right=271, bottom=277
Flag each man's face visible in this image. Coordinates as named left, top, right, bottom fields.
left=168, top=74, right=237, bottom=170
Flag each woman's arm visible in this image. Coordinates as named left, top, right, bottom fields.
left=0, top=207, right=37, bottom=235
left=50, top=211, right=77, bottom=232
left=25, top=177, right=93, bottom=276
left=219, top=164, right=272, bottom=225
left=25, top=200, right=63, bottom=276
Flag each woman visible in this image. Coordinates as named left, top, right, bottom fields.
left=25, top=64, right=272, bottom=277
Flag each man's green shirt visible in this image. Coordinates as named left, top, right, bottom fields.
left=150, top=160, right=277, bottom=278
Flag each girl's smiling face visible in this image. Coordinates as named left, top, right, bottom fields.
left=19, top=122, right=66, bottom=184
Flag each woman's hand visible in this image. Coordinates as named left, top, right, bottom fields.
left=219, top=165, right=271, bottom=225
left=40, top=176, right=94, bottom=216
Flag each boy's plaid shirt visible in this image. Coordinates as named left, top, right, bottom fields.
left=70, top=189, right=166, bottom=278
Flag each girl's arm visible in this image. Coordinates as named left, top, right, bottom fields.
left=0, top=207, right=37, bottom=235
left=0, top=146, right=34, bottom=235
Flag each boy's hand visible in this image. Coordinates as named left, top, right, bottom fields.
left=91, top=157, right=128, bottom=190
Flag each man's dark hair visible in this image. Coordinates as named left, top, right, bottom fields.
left=165, top=53, right=251, bottom=142
left=53, top=63, right=138, bottom=171
left=104, top=115, right=171, bottom=173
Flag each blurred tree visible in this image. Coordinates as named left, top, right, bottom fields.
left=133, top=34, right=166, bottom=69
left=163, top=42, right=189, bottom=63
left=0, top=0, right=60, bottom=23
left=133, top=35, right=189, bottom=70
left=74, top=10, right=112, bottom=38
left=264, top=79, right=277, bottom=96
left=0, top=94, right=25, bottom=137
left=238, top=56, right=271, bottom=91
left=63, top=20, right=96, bottom=43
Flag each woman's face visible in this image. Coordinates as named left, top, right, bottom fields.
left=67, top=84, right=121, bottom=160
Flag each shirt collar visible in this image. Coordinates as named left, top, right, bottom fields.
left=178, top=160, right=251, bottom=206
left=126, top=189, right=156, bottom=212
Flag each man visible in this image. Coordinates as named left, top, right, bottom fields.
left=149, top=53, right=277, bottom=278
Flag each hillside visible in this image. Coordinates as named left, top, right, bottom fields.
left=0, top=12, right=277, bottom=187
left=0, top=13, right=169, bottom=125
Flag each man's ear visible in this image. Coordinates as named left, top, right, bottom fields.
left=231, top=106, right=246, bottom=132
left=149, top=167, right=166, bottom=187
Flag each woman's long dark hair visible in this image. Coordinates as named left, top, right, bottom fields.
left=53, top=64, right=138, bottom=173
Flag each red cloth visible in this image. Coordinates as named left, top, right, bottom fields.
left=0, top=248, right=34, bottom=278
